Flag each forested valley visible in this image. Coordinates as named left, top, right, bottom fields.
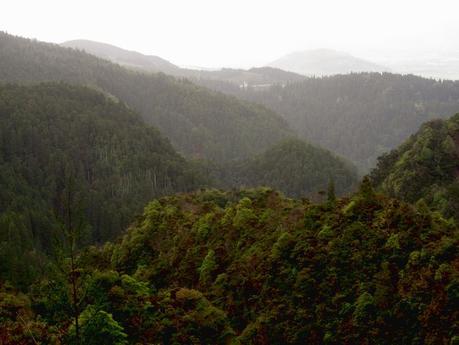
left=0, top=83, right=206, bottom=288
left=0, top=32, right=293, bottom=163
left=0, top=30, right=458, bottom=345
left=63, top=39, right=459, bottom=173
left=203, top=73, right=459, bottom=172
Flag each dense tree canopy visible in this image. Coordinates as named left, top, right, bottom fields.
left=2, top=187, right=458, bottom=344
left=0, top=83, right=205, bottom=287
left=211, top=72, right=459, bottom=171
left=371, top=112, right=459, bottom=221
left=0, top=32, right=293, bottom=162
left=214, top=138, right=358, bottom=198
left=1, top=32, right=458, bottom=345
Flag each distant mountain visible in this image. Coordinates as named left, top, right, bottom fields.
left=228, top=73, right=459, bottom=172
left=62, top=39, right=181, bottom=74
left=371, top=113, right=459, bottom=221
left=0, top=32, right=293, bottom=163
left=269, top=49, right=388, bottom=76
left=61, top=39, right=305, bottom=86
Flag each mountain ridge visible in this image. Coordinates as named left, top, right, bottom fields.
left=228, top=72, right=459, bottom=171
left=0, top=82, right=206, bottom=287
left=371, top=112, right=459, bottom=221
left=0, top=32, right=294, bottom=163
left=61, top=38, right=306, bottom=86
left=62, top=39, right=181, bottom=74
left=268, top=49, right=389, bottom=76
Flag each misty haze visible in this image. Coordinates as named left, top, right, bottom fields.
left=0, top=1, right=458, bottom=344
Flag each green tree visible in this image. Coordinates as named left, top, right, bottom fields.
left=52, top=169, right=89, bottom=344
left=68, top=305, right=127, bottom=345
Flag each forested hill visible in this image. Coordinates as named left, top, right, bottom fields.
left=62, top=39, right=181, bottom=75
left=3, top=186, right=458, bottom=344
left=371, top=112, right=459, bottom=221
left=225, top=72, right=459, bottom=172
left=0, top=83, right=205, bottom=287
left=217, top=138, right=358, bottom=198
left=0, top=32, right=293, bottom=162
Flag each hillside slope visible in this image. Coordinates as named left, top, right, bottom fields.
left=371, top=113, right=459, bottom=221
left=62, top=39, right=306, bottom=87
left=218, top=138, right=358, bottom=198
left=234, top=72, right=459, bottom=171
left=5, top=186, right=458, bottom=344
left=0, top=32, right=293, bottom=162
left=62, top=39, right=180, bottom=74
left=0, top=83, right=205, bottom=286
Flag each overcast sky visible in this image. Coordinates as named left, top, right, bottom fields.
left=2, top=0, right=459, bottom=68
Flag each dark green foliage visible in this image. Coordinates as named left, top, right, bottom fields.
left=0, top=32, right=293, bottom=162
left=219, top=72, right=459, bottom=171
left=104, top=189, right=459, bottom=344
left=0, top=284, right=60, bottom=344
left=371, top=113, right=459, bottom=221
left=67, top=305, right=128, bottom=345
left=3, top=188, right=454, bottom=344
left=212, top=138, right=358, bottom=198
left=0, top=83, right=204, bottom=286
left=2, top=31, right=459, bottom=345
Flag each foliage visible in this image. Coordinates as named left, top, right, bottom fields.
left=0, top=32, right=293, bottom=163
left=0, top=284, right=60, bottom=344
left=0, top=83, right=205, bottom=286
left=2, top=31, right=459, bottom=343
left=371, top=113, right=459, bottom=221
left=210, top=72, right=459, bottom=171
left=3, top=188, right=454, bottom=344
left=212, top=138, right=358, bottom=198
left=67, top=305, right=127, bottom=345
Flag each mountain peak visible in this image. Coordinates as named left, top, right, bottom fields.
left=269, top=49, right=389, bottom=76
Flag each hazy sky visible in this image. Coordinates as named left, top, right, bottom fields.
left=2, top=0, right=459, bottom=68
